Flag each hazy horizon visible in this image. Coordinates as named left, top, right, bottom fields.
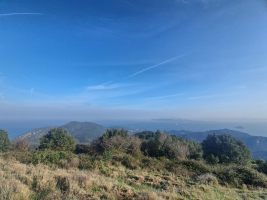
left=2, top=118, right=267, bottom=139
left=1, top=1, right=267, bottom=129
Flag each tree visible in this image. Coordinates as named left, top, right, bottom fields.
left=188, top=141, right=203, bottom=160
left=0, top=129, right=10, bottom=152
left=39, top=128, right=75, bottom=151
left=202, top=134, right=251, bottom=164
left=101, top=129, right=128, bottom=140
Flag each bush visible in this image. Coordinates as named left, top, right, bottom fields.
left=215, top=166, right=267, bottom=188
left=140, top=157, right=166, bottom=171
left=179, top=160, right=211, bottom=175
left=78, top=154, right=96, bottom=170
left=91, top=129, right=142, bottom=157
left=205, top=154, right=219, bottom=164
left=126, top=136, right=142, bottom=157
left=164, top=160, right=210, bottom=177
left=255, top=160, right=267, bottom=175
left=202, top=134, right=251, bottom=164
left=31, top=150, right=74, bottom=166
left=39, top=128, right=75, bottom=152
left=90, top=129, right=128, bottom=153
left=0, top=130, right=10, bottom=152
left=121, top=155, right=139, bottom=170
left=188, top=141, right=203, bottom=160
left=141, top=131, right=189, bottom=160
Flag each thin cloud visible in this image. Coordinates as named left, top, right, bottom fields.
left=0, top=12, right=43, bottom=17
left=187, top=93, right=233, bottom=100
left=87, top=83, right=121, bottom=91
left=188, top=94, right=219, bottom=100
left=147, top=93, right=184, bottom=100
left=87, top=82, right=133, bottom=91
left=127, top=54, right=186, bottom=79
left=84, top=54, right=187, bottom=99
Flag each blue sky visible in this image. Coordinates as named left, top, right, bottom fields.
left=0, top=0, right=267, bottom=121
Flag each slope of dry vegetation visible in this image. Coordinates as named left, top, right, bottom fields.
left=0, top=128, right=267, bottom=199
left=0, top=155, right=267, bottom=200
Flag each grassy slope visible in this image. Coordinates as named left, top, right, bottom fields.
left=0, top=157, right=267, bottom=200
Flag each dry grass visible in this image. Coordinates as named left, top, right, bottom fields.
left=0, top=157, right=267, bottom=200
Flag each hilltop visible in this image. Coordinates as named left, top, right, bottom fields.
left=15, top=121, right=106, bottom=145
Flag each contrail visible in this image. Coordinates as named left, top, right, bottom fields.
left=127, top=54, right=186, bottom=79
left=90, top=54, right=187, bottom=90
left=0, top=12, right=43, bottom=17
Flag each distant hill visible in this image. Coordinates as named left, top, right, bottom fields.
left=169, top=129, right=267, bottom=160
left=15, top=121, right=106, bottom=145
left=61, top=121, right=106, bottom=143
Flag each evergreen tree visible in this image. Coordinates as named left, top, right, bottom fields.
left=39, top=128, right=75, bottom=151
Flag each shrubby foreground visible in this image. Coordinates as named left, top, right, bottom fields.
left=0, top=128, right=267, bottom=199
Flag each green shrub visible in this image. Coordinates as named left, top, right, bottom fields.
left=0, top=130, right=10, bottom=152
left=255, top=160, right=267, bottom=175
left=179, top=160, right=211, bottom=175
left=31, top=150, right=73, bottom=166
left=39, top=128, right=75, bottom=152
left=206, top=154, right=219, bottom=164
left=188, top=141, right=203, bottom=160
left=202, top=134, right=251, bottom=164
left=215, top=166, right=267, bottom=188
left=91, top=129, right=128, bottom=154
left=141, top=131, right=189, bottom=160
left=98, top=162, right=112, bottom=176
left=91, top=129, right=142, bottom=158
left=121, top=155, right=139, bottom=170
left=102, top=150, right=113, bottom=161
left=78, top=154, right=95, bottom=170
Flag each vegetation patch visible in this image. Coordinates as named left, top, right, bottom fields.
left=0, top=128, right=266, bottom=199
